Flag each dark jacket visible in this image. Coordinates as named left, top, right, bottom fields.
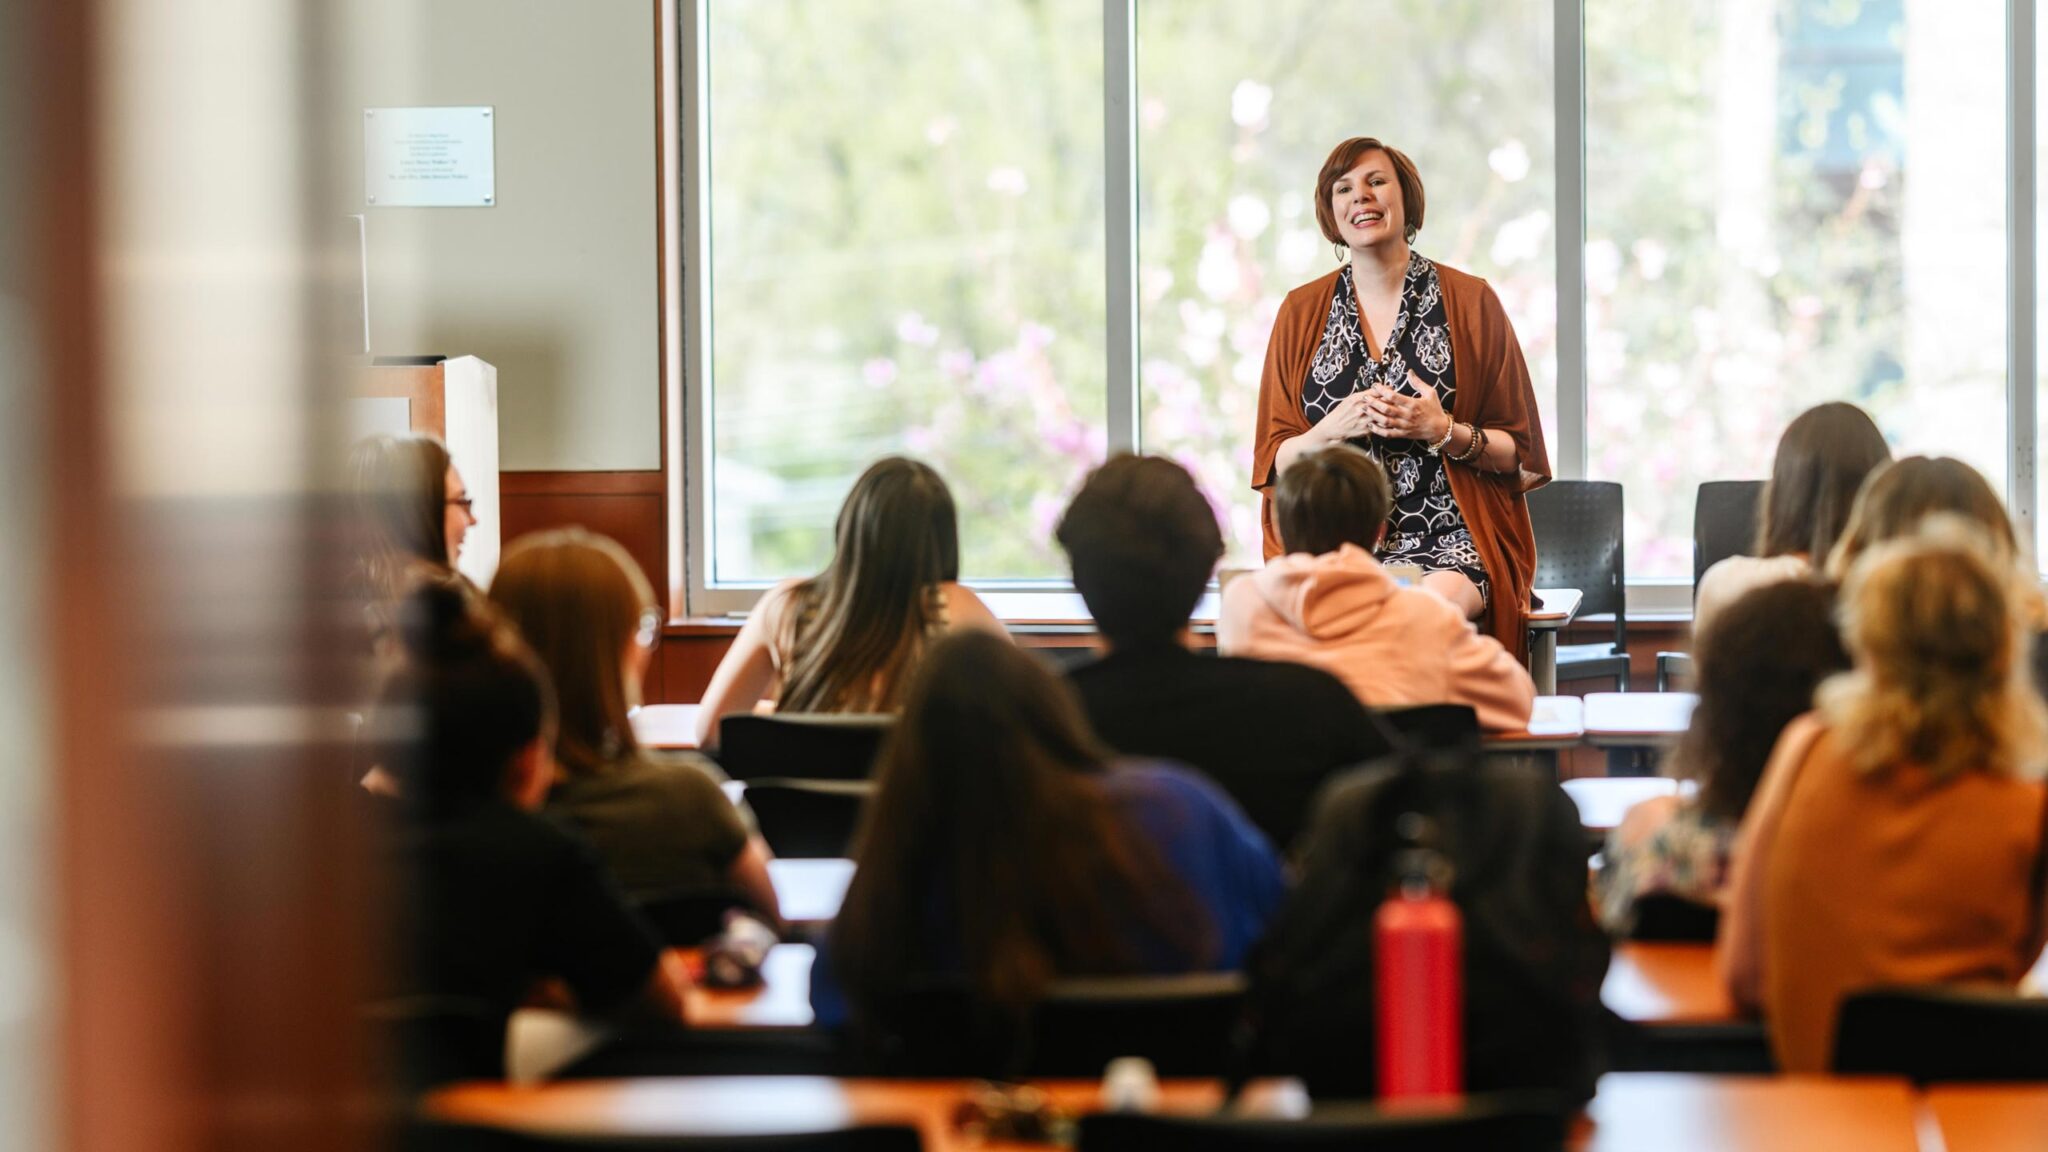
left=1067, top=645, right=1388, bottom=851
left=1242, top=755, right=1610, bottom=1102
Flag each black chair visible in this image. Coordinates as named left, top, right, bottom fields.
left=364, top=995, right=503, bottom=1094
left=1692, top=480, right=1766, bottom=587
left=1526, top=481, right=1630, bottom=691
left=1078, top=1092, right=1569, bottom=1151
left=633, top=885, right=766, bottom=947
left=1624, top=893, right=1720, bottom=943
left=413, top=1122, right=924, bottom=1151
left=1657, top=480, right=1766, bottom=691
left=1832, top=984, right=2048, bottom=1082
left=717, top=715, right=894, bottom=783
left=1371, top=704, right=1481, bottom=753
left=856, top=972, right=1248, bottom=1078
left=744, top=780, right=871, bottom=859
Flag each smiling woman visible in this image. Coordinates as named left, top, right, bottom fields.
left=1251, top=137, right=1550, bottom=653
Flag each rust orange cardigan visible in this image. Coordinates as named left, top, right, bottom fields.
left=1251, top=261, right=1552, bottom=659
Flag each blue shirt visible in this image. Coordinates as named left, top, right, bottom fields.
left=810, top=759, right=1286, bottom=1027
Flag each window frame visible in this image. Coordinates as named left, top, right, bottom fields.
left=668, top=0, right=2043, bottom=620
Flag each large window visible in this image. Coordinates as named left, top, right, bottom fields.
left=1587, top=0, right=2007, bottom=576
left=705, top=0, right=1105, bottom=582
left=684, top=0, right=2040, bottom=605
left=1135, top=2, right=1555, bottom=569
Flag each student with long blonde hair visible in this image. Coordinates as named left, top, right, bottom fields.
left=693, top=457, right=1006, bottom=747
left=490, top=529, right=778, bottom=918
left=1719, top=525, right=2048, bottom=1072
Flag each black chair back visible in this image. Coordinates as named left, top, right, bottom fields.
left=858, top=972, right=1247, bottom=1078
left=1832, top=984, right=2048, bottom=1082
left=1692, top=480, right=1766, bottom=594
left=632, top=885, right=760, bottom=947
left=1078, top=1092, right=1569, bottom=1151
left=718, top=714, right=894, bottom=783
left=1371, top=704, right=1481, bottom=753
left=1527, top=480, right=1626, bottom=636
left=365, top=995, right=503, bottom=1094
left=420, top=1122, right=924, bottom=1151
left=1625, top=893, right=1720, bottom=943
left=744, top=780, right=871, bottom=859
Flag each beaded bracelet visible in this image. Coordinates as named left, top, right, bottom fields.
left=1453, top=424, right=1488, bottom=465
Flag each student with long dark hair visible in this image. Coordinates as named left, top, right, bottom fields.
left=1598, top=579, right=1850, bottom=933
left=1692, top=403, right=1890, bottom=634
left=489, top=528, right=778, bottom=916
left=379, top=584, right=687, bottom=1076
left=813, top=631, right=1285, bottom=1032
left=349, top=432, right=477, bottom=603
left=694, top=457, right=1006, bottom=748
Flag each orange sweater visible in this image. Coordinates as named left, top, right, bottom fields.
left=1720, top=714, right=2047, bottom=1072
left=1217, top=544, right=1536, bottom=731
left=1250, top=261, right=1551, bottom=658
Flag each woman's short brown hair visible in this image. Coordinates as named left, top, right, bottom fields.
left=1315, top=137, right=1426, bottom=247
left=1274, top=444, right=1393, bottom=556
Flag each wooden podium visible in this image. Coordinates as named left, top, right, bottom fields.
left=352, top=355, right=501, bottom=586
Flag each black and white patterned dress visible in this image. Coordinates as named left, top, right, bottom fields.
left=1301, top=254, right=1489, bottom=607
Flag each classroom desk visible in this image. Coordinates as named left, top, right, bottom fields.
left=677, top=940, right=1735, bottom=1036
left=1601, top=942, right=1737, bottom=1027
left=1579, top=1074, right=1919, bottom=1152
left=630, top=703, right=703, bottom=750
left=664, top=697, right=1592, bottom=756
left=1483, top=694, right=1587, bottom=753
left=1583, top=691, right=1699, bottom=749
left=423, top=1073, right=1919, bottom=1151
left=1526, top=587, right=1583, bottom=696
left=424, top=1076, right=1258, bottom=1150
left=685, top=943, right=816, bottom=1030
left=1922, top=1085, right=2048, bottom=1152
left=1563, top=776, right=1687, bottom=833
left=768, top=858, right=854, bottom=929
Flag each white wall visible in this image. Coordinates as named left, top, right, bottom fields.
left=338, top=0, right=661, bottom=471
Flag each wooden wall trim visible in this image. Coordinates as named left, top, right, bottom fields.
left=501, top=469, right=664, bottom=496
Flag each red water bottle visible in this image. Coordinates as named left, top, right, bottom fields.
left=1374, top=843, right=1462, bottom=1099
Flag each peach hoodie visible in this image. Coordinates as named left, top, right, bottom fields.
left=1218, top=544, right=1537, bottom=731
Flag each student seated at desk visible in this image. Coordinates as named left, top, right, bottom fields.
left=1719, top=527, right=2048, bottom=1072
left=489, top=528, right=778, bottom=918
left=1691, top=402, right=1889, bottom=637
left=812, top=631, right=1285, bottom=1035
left=1218, top=444, right=1535, bottom=730
left=1597, top=579, right=1848, bottom=934
left=378, top=585, right=688, bottom=1078
left=692, top=457, right=1007, bottom=749
left=349, top=432, right=479, bottom=649
left=1055, top=454, right=1389, bottom=851
left=1824, top=455, right=2048, bottom=696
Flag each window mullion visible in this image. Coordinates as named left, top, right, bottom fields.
left=1555, top=0, right=1587, bottom=480
left=1104, top=0, right=1139, bottom=454
left=2010, top=0, right=2038, bottom=555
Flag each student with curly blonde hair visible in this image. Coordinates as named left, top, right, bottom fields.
left=1719, top=525, right=2048, bottom=1072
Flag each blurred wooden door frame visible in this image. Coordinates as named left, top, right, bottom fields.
left=32, top=1, right=379, bottom=1150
